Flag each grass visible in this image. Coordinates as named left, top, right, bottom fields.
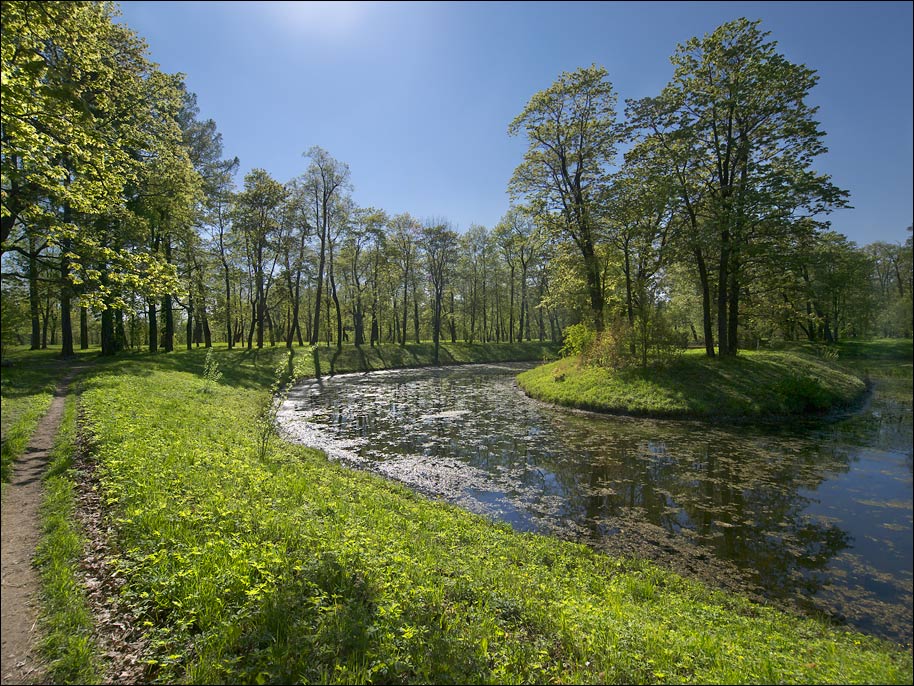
left=516, top=346, right=870, bottom=420
left=0, top=349, right=68, bottom=485
left=53, top=341, right=911, bottom=683
left=34, top=391, right=103, bottom=684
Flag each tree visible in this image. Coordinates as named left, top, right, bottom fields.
left=390, top=213, right=421, bottom=345
left=234, top=169, right=286, bottom=349
left=2, top=1, right=191, bottom=357
left=421, top=220, right=458, bottom=365
left=649, top=18, right=849, bottom=355
left=604, top=167, right=677, bottom=364
left=508, top=65, right=622, bottom=331
left=301, top=147, right=350, bottom=345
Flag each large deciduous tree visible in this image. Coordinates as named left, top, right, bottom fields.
left=635, top=18, right=849, bottom=355
left=508, top=65, right=622, bottom=332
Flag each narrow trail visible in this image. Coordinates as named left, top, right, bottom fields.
left=1, top=367, right=82, bottom=685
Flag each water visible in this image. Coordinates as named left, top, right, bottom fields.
left=277, top=362, right=913, bottom=644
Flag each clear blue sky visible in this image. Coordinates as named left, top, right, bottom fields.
left=115, top=1, right=913, bottom=246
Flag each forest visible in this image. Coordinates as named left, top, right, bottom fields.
left=2, top=3, right=911, bottom=364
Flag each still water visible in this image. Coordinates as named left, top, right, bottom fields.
left=277, top=362, right=913, bottom=644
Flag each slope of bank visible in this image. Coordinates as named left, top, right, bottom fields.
left=517, top=348, right=867, bottom=421
left=12, top=342, right=912, bottom=684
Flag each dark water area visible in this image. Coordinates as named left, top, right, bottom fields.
left=277, top=362, right=913, bottom=645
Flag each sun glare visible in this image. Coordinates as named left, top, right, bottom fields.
left=265, top=1, right=363, bottom=39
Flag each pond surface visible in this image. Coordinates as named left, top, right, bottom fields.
left=277, top=362, right=913, bottom=645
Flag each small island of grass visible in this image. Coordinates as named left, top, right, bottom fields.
left=517, top=347, right=868, bottom=420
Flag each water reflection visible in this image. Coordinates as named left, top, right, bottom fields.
left=278, top=362, right=913, bottom=644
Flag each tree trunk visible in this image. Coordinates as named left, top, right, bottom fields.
left=716, top=230, right=730, bottom=356
left=582, top=241, right=604, bottom=332
left=28, top=236, right=40, bottom=350
left=508, top=264, right=516, bottom=343
left=100, top=308, right=115, bottom=356
left=115, top=309, right=126, bottom=353
left=59, top=238, right=74, bottom=358
left=80, top=306, right=89, bottom=349
left=694, top=246, right=715, bottom=357
left=186, top=293, right=194, bottom=351
left=413, top=283, right=420, bottom=344
left=162, top=237, right=174, bottom=352
left=727, top=253, right=740, bottom=355
left=311, top=229, right=327, bottom=345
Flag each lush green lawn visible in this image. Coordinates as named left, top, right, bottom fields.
left=20, top=340, right=902, bottom=684
left=516, top=347, right=870, bottom=420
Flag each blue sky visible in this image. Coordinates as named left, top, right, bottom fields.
left=115, top=1, right=913, bottom=246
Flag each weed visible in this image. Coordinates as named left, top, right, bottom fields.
left=201, top=348, right=223, bottom=393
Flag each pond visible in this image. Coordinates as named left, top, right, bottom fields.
left=277, top=362, right=913, bottom=645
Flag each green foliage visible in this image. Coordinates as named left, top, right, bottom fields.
left=201, top=348, right=223, bottom=393
left=559, top=323, right=595, bottom=358
left=563, top=317, right=687, bottom=371
left=585, top=322, right=633, bottom=370
left=1, top=1, right=191, bottom=310
left=815, top=344, right=840, bottom=363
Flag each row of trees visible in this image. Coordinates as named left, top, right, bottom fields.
left=507, top=19, right=911, bottom=360
left=2, top=5, right=911, bottom=362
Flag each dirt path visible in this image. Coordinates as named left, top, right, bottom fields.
left=1, top=368, right=81, bottom=685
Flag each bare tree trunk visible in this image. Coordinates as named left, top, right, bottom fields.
left=695, top=246, right=714, bottom=357
left=716, top=231, right=730, bottom=356
left=80, top=305, right=89, bottom=349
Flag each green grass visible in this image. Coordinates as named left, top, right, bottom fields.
left=830, top=339, right=913, bottom=404
left=56, top=341, right=912, bottom=684
left=0, top=348, right=75, bottom=484
left=35, top=391, right=103, bottom=684
left=516, top=347, right=870, bottom=420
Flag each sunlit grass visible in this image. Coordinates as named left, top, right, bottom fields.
left=64, top=343, right=911, bottom=684
left=0, top=349, right=69, bottom=485
left=517, top=348, right=868, bottom=420
left=35, top=392, right=103, bottom=684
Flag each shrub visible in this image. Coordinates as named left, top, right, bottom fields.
left=559, top=323, right=595, bottom=358
left=585, top=321, right=634, bottom=370
left=201, top=348, right=223, bottom=393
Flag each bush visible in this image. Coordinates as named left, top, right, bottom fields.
left=585, top=321, right=634, bottom=370
left=559, top=323, right=595, bottom=358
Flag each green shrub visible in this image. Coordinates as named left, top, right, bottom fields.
left=585, top=321, right=634, bottom=370
left=201, top=347, right=223, bottom=393
left=559, top=323, right=594, bottom=358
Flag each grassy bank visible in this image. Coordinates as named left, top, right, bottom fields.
left=516, top=347, right=868, bottom=420
left=34, top=392, right=102, bottom=684
left=35, top=341, right=906, bottom=684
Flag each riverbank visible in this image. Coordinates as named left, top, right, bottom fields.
left=4, top=342, right=911, bottom=683
left=516, top=346, right=869, bottom=421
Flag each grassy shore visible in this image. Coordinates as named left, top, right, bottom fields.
left=9, top=341, right=912, bottom=684
left=516, top=346, right=869, bottom=420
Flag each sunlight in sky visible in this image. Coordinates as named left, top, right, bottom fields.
left=263, top=1, right=364, bottom=39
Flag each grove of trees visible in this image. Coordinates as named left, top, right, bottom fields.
left=2, top=4, right=911, bottom=362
